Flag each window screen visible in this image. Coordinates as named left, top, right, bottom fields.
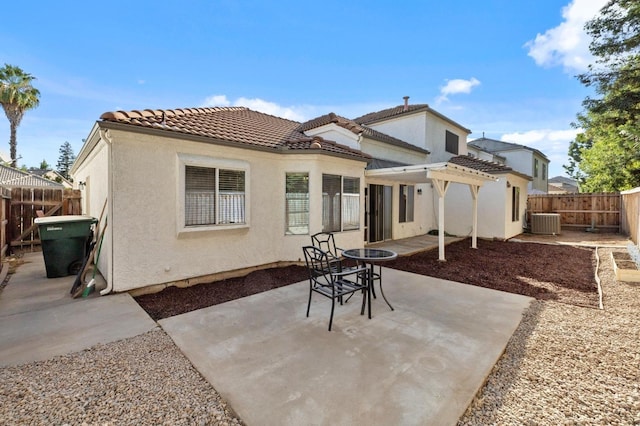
left=185, top=166, right=216, bottom=226
left=185, top=166, right=245, bottom=226
left=322, top=174, right=360, bottom=232
left=322, top=174, right=342, bottom=232
left=342, top=177, right=360, bottom=231
left=286, top=172, right=309, bottom=235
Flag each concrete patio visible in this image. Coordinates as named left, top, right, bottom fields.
left=160, top=266, right=533, bottom=425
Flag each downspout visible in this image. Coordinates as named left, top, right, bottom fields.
left=99, top=128, right=114, bottom=296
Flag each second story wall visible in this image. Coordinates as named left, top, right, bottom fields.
left=365, top=111, right=468, bottom=164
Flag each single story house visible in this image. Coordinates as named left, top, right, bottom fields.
left=71, top=99, right=532, bottom=294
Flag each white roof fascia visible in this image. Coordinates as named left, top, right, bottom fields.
left=365, top=162, right=496, bottom=186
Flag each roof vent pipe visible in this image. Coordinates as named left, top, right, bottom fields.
left=403, top=96, right=410, bottom=111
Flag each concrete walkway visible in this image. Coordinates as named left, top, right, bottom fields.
left=0, top=252, right=157, bottom=367
left=161, top=267, right=533, bottom=426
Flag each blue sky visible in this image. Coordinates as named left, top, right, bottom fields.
left=0, top=0, right=607, bottom=177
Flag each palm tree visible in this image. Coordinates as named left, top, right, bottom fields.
left=0, top=64, right=40, bottom=167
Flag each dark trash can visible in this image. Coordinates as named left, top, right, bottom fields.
left=35, top=215, right=98, bottom=278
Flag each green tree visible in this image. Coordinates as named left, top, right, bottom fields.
left=56, top=141, right=75, bottom=180
left=566, top=0, right=640, bottom=191
left=39, top=159, right=50, bottom=170
left=0, top=64, right=40, bottom=167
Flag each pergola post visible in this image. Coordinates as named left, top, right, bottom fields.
left=469, top=185, right=479, bottom=249
left=432, top=179, right=450, bottom=261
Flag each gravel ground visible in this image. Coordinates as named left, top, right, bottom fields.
left=1, top=247, right=638, bottom=425
left=458, top=247, right=640, bottom=425
left=0, top=330, right=243, bottom=425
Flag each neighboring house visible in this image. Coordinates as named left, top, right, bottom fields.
left=29, top=168, right=73, bottom=188
left=71, top=101, right=528, bottom=294
left=548, top=176, right=578, bottom=193
left=0, top=149, right=11, bottom=165
left=468, top=137, right=549, bottom=193
left=0, top=164, right=64, bottom=188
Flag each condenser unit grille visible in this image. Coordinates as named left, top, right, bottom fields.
left=531, top=213, right=561, bottom=235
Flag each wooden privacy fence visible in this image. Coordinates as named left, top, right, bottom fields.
left=621, top=188, right=640, bottom=244
left=527, top=193, right=621, bottom=231
left=10, top=187, right=82, bottom=252
left=0, top=187, right=11, bottom=266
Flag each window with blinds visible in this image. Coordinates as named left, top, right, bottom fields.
left=342, top=177, right=360, bottom=230
left=185, top=165, right=245, bottom=226
left=285, top=172, right=309, bottom=235
left=322, top=174, right=360, bottom=232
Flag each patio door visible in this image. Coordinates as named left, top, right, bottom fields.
left=368, top=184, right=392, bottom=243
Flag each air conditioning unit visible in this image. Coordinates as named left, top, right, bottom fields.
left=531, top=213, right=561, bottom=235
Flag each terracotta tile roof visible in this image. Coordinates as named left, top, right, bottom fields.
left=0, top=164, right=63, bottom=187
left=99, top=107, right=370, bottom=161
left=354, top=103, right=471, bottom=134
left=298, top=112, right=429, bottom=154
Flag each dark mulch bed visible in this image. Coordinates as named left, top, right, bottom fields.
left=135, top=265, right=309, bottom=321
left=135, top=239, right=598, bottom=320
left=385, top=238, right=597, bottom=306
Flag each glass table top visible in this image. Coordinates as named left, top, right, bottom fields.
left=342, top=248, right=398, bottom=261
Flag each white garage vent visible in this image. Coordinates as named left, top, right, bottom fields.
left=531, top=213, right=561, bottom=235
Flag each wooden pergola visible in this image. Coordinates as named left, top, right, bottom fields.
left=365, top=162, right=497, bottom=261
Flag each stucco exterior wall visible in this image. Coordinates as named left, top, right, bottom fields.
left=530, top=152, right=549, bottom=192
left=71, top=131, right=111, bottom=284
left=365, top=112, right=468, bottom=164
left=443, top=174, right=528, bottom=240
left=496, top=150, right=547, bottom=192
left=360, top=138, right=428, bottom=165
left=505, top=174, right=530, bottom=238
left=93, top=129, right=366, bottom=292
left=365, top=114, right=427, bottom=152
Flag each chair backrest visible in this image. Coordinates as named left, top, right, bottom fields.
left=311, top=232, right=339, bottom=258
left=302, top=246, right=333, bottom=286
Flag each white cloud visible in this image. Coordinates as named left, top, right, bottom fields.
left=437, top=78, right=480, bottom=104
left=201, top=94, right=306, bottom=121
left=525, top=0, right=608, bottom=73
left=502, top=128, right=581, bottom=146
left=202, top=94, right=231, bottom=106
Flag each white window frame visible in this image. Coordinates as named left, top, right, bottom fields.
left=177, top=153, right=250, bottom=234
left=322, top=174, right=360, bottom=233
left=285, top=172, right=310, bottom=235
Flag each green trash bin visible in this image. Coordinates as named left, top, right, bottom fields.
left=35, top=215, right=98, bottom=278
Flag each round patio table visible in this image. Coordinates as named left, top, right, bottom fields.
left=342, top=248, right=398, bottom=312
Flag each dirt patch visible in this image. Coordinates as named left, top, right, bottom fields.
left=135, top=239, right=598, bottom=321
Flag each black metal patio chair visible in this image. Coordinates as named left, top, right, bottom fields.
left=311, top=232, right=354, bottom=274
left=311, top=231, right=381, bottom=300
left=302, top=246, right=370, bottom=331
